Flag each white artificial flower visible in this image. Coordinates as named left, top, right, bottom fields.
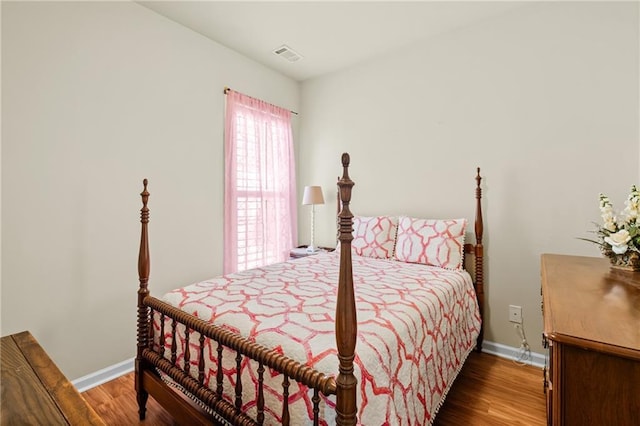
left=600, top=204, right=614, bottom=214
left=602, top=211, right=615, bottom=222
left=604, top=220, right=617, bottom=232
left=622, top=186, right=640, bottom=225
left=604, top=229, right=631, bottom=254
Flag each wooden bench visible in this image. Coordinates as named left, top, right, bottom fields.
left=1, top=331, right=104, bottom=425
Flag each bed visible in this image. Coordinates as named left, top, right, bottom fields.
left=135, top=153, right=485, bottom=425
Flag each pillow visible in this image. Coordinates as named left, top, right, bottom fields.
left=337, top=216, right=398, bottom=259
left=394, top=216, right=467, bottom=270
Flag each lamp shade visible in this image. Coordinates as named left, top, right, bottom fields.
left=302, top=186, right=325, bottom=205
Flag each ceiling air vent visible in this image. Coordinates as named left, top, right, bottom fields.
left=272, top=45, right=303, bottom=63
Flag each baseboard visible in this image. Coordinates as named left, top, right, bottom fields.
left=72, top=341, right=544, bottom=392
left=72, top=357, right=135, bottom=393
left=482, top=340, right=546, bottom=368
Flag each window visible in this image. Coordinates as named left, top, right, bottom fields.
left=224, top=90, right=297, bottom=273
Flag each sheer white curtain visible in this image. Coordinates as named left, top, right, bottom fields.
left=224, top=90, right=297, bottom=274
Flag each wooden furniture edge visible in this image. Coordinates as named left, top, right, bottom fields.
left=541, top=253, right=640, bottom=357
left=541, top=254, right=640, bottom=425
left=540, top=255, right=553, bottom=342
left=335, top=152, right=357, bottom=425
left=141, top=369, right=216, bottom=426
left=136, top=178, right=151, bottom=421
left=4, top=331, right=104, bottom=425
left=463, top=167, right=485, bottom=351
left=544, top=332, right=640, bottom=361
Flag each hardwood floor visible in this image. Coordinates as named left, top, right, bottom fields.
left=82, top=352, right=545, bottom=425
left=434, top=352, right=546, bottom=426
left=83, top=374, right=177, bottom=425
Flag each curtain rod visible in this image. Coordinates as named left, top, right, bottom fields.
left=224, top=87, right=299, bottom=116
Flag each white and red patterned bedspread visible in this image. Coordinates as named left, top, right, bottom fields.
left=155, top=253, right=480, bottom=425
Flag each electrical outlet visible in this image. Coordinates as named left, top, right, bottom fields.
left=509, top=305, right=522, bottom=324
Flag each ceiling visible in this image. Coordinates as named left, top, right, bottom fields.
left=138, top=1, right=526, bottom=82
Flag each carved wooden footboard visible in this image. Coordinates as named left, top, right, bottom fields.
left=135, top=154, right=485, bottom=425
left=136, top=153, right=358, bottom=425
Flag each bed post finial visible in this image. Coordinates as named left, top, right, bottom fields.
left=336, top=152, right=357, bottom=426
left=342, top=152, right=350, bottom=168
left=138, top=178, right=150, bottom=288
left=474, top=168, right=484, bottom=351
left=136, top=179, right=151, bottom=419
left=475, top=168, right=483, bottom=243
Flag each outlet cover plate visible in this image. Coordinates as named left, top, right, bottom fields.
left=509, top=305, right=522, bottom=323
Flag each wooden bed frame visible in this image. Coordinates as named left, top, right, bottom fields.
left=135, top=153, right=485, bottom=425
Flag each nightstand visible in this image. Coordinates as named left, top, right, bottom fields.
left=289, top=245, right=335, bottom=259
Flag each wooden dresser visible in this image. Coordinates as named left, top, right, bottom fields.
left=541, top=254, right=640, bottom=425
left=1, top=331, right=104, bottom=425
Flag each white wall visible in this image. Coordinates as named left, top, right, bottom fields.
left=2, top=0, right=638, bottom=381
left=1, top=1, right=299, bottom=380
left=299, top=2, right=639, bottom=354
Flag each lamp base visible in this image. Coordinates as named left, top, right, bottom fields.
left=306, top=245, right=317, bottom=253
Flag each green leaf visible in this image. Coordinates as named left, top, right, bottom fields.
left=576, top=237, right=606, bottom=247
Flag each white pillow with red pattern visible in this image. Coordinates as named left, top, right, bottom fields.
left=337, top=216, right=398, bottom=259
left=394, top=216, right=467, bottom=270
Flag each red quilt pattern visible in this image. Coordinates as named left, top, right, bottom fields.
left=154, top=253, right=480, bottom=425
left=343, top=216, right=399, bottom=259
left=395, top=217, right=467, bottom=271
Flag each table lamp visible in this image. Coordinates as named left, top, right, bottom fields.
left=302, top=185, right=325, bottom=253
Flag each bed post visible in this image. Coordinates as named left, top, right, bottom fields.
left=336, top=176, right=341, bottom=245
left=336, top=176, right=340, bottom=217
left=474, top=168, right=485, bottom=352
left=136, top=179, right=151, bottom=419
left=335, top=153, right=357, bottom=426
